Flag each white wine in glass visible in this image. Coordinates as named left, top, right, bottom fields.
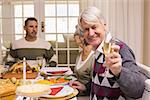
left=102, top=32, right=114, bottom=77
left=103, top=42, right=111, bottom=55
left=36, top=57, right=43, bottom=69
left=103, top=42, right=113, bottom=77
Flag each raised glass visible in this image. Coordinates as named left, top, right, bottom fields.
left=103, top=32, right=114, bottom=77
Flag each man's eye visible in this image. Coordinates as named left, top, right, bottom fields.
left=85, top=28, right=89, bottom=31
left=92, top=26, right=96, bottom=29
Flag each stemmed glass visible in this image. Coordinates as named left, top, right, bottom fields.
left=103, top=32, right=115, bottom=77
left=36, top=56, right=43, bottom=71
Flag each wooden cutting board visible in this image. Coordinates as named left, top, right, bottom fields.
left=2, top=72, right=38, bottom=79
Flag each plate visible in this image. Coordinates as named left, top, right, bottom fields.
left=16, top=84, right=50, bottom=97
left=36, top=78, right=69, bottom=85
left=41, top=67, right=71, bottom=76
left=46, top=68, right=68, bottom=75
left=47, top=70, right=67, bottom=74
left=36, top=76, right=77, bottom=86
left=41, top=85, right=74, bottom=98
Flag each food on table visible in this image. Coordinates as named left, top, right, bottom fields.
left=0, top=78, right=32, bottom=96
left=36, top=80, right=51, bottom=85
left=49, top=77, right=69, bottom=84
left=32, top=66, right=39, bottom=72
left=2, top=62, right=38, bottom=79
left=0, top=65, right=8, bottom=75
left=10, top=77, right=17, bottom=84
left=11, top=78, right=32, bottom=86
left=47, top=70, right=68, bottom=75
left=36, top=76, right=71, bottom=85
left=0, top=79, right=17, bottom=96
left=40, top=71, right=45, bottom=75
left=9, top=62, right=32, bottom=73
left=16, top=84, right=50, bottom=97
left=2, top=72, right=38, bottom=79
left=42, top=67, right=69, bottom=75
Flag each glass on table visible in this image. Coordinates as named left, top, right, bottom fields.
left=36, top=56, right=43, bottom=70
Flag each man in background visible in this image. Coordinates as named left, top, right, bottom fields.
left=10, top=17, right=57, bottom=67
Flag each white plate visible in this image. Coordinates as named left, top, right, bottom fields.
left=41, top=85, right=74, bottom=98
left=41, top=67, right=73, bottom=76
left=16, top=84, right=50, bottom=97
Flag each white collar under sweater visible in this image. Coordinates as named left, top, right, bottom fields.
left=95, top=32, right=112, bottom=60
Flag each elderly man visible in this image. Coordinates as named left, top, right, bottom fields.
left=69, top=7, right=146, bottom=100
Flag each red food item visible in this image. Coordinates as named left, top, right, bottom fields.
left=50, top=87, right=63, bottom=95
left=47, top=70, right=68, bottom=75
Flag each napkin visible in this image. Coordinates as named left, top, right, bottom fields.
left=50, top=86, right=63, bottom=95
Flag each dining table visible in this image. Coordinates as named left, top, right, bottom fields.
left=0, top=66, right=79, bottom=100
left=0, top=89, right=78, bottom=100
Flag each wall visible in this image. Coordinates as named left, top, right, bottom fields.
left=143, top=0, right=150, bottom=66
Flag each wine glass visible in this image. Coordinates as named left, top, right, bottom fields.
left=36, top=56, right=43, bottom=71
left=103, top=32, right=114, bottom=77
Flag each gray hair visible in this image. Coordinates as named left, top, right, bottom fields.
left=75, top=24, right=83, bottom=36
left=78, top=7, right=106, bottom=31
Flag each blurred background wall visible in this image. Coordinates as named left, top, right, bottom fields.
left=143, top=0, right=150, bottom=66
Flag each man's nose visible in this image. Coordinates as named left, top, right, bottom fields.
left=89, top=28, right=95, bottom=36
left=33, top=27, right=37, bottom=31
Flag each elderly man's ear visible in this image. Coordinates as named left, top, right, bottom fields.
left=100, top=19, right=107, bottom=31
left=103, top=23, right=108, bottom=32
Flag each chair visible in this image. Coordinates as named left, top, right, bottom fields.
left=137, top=62, right=150, bottom=100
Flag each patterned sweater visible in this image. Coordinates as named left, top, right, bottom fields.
left=87, top=39, right=146, bottom=100
left=10, top=38, right=57, bottom=63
